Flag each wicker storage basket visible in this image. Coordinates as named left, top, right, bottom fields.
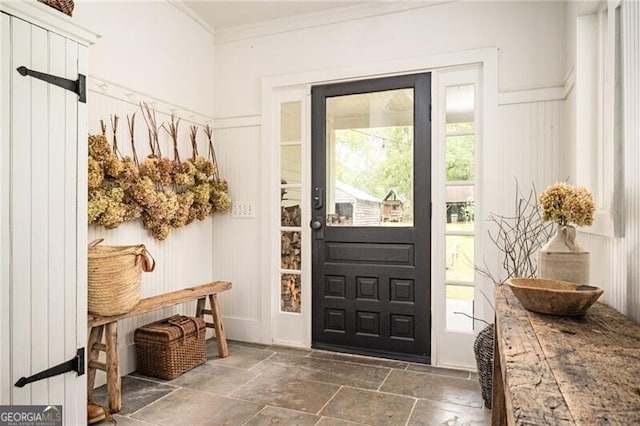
left=474, top=323, right=494, bottom=409
left=88, top=239, right=155, bottom=316
left=38, top=0, right=74, bottom=16
left=135, top=315, right=206, bottom=380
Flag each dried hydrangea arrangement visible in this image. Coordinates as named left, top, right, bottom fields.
left=539, top=182, right=595, bottom=227
left=87, top=106, right=232, bottom=240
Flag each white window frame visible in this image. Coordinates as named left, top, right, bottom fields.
left=432, top=65, right=485, bottom=370
left=576, top=0, right=623, bottom=237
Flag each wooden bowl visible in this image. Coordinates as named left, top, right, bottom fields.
left=506, top=278, right=604, bottom=316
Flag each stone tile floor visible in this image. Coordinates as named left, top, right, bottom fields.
left=93, top=340, right=490, bottom=425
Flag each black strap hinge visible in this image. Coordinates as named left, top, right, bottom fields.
left=14, top=347, right=85, bottom=388
left=17, top=66, right=86, bottom=103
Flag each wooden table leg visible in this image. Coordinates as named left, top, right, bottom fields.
left=87, top=325, right=104, bottom=401
left=105, top=321, right=121, bottom=413
left=209, top=294, right=228, bottom=358
left=491, top=324, right=506, bottom=425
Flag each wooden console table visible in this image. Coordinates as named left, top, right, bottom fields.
left=87, top=281, right=232, bottom=413
left=492, top=284, right=640, bottom=425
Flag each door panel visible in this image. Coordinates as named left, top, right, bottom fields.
left=311, top=73, right=431, bottom=362
left=1, top=14, right=86, bottom=423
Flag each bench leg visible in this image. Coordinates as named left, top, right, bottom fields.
left=195, top=297, right=206, bottom=318
left=87, top=325, right=104, bottom=401
left=105, top=321, right=121, bottom=413
left=209, top=294, right=228, bottom=358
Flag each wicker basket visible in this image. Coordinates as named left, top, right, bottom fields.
left=135, top=315, right=206, bottom=380
left=474, top=323, right=494, bottom=409
left=38, top=0, right=74, bottom=16
left=88, top=239, right=155, bottom=316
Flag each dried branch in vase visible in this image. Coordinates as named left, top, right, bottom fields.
left=476, top=182, right=554, bottom=285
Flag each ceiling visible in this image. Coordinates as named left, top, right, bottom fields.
left=183, top=1, right=373, bottom=31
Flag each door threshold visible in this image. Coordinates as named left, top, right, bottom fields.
left=312, top=342, right=431, bottom=365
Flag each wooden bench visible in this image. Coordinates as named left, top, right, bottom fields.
left=87, top=281, right=232, bottom=413
left=492, top=284, right=640, bottom=425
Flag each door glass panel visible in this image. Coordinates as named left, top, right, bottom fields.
left=445, top=185, right=474, bottom=231
left=281, top=187, right=301, bottom=227
left=281, top=231, right=301, bottom=270
left=325, top=89, right=414, bottom=227
left=281, top=145, right=301, bottom=184
left=281, top=273, right=301, bottom=313
left=281, top=101, right=301, bottom=142
left=445, top=135, right=475, bottom=182
left=445, top=235, right=474, bottom=282
left=445, top=285, right=474, bottom=332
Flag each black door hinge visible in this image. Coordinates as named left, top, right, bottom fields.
left=17, top=66, right=86, bottom=103
left=14, top=347, right=85, bottom=388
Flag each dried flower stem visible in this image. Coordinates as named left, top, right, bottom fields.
left=110, top=114, right=121, bottom=158
left=127, top=113, right=139, bottom=166
left=140, top=102, right=162, bottom=157
left=190, top=125, right=199, bottom=160
left=161, top=113, right=181, bottom=162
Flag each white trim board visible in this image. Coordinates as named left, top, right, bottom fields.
left=88, top=76, right=214, bottom=127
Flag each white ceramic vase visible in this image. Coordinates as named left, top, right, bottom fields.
left=538, top=225, right=590, bottom=285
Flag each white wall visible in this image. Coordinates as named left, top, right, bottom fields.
left=74, top=1, right=215, bottom=116
left=215, top=1, right=566, bottom=118
left=73, top=1, right=220, bottom=381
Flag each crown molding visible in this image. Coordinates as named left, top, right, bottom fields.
left=215, top=1, right=451, bottom=45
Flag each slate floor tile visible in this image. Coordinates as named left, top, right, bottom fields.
left=92, top=376, right=177, bottom=415
left=320, top=387, right=415, bottom=426
left=244, top=406, right=320, bottom=425
left=380, top=369, right=484, bottom=408
left=168, top=362, right=258, bottom=396
left=255, top=353, right=391, bottom=390
left=407, top=398, right=491, bottom=425
left=207, top=340, right=274, bottom=368
left=231, top=372, right=340, bottom=413
left=132, top=388, right=263, bottom=426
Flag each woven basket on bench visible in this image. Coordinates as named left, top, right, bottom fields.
left=88, top=239, right=155, bottom=316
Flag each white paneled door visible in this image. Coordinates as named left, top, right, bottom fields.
left=1, top=13, right=88, bottom=424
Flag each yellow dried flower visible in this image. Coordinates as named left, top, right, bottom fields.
left=217, top=179, right=229, bottom=192
left=180, top=160, right=197, bottom=177
left=174, top=172, right=195, bottom=186
left=97, top=201, right=126, bottom=229
left=539, top=183, right=595, bottom=227
left=213, top=190, right=231, bottom=213
left=190, top=183, right=211, bottom=204
left=104, top=157, right=124, bottom=178
left=88, top=134, right=111, bottom=162
left=189, top=202, right=212, bottom=221
left=88, top=189, right=108, bottom=223
left=118, top=157, right=140, bottom=190
left=139, top=157, right=161, bottom=183
left=171, top=192, right=194, bottom=228
left=152, top=222, right=171, bottom=240
left=88, top=157, right=104, bottom=189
